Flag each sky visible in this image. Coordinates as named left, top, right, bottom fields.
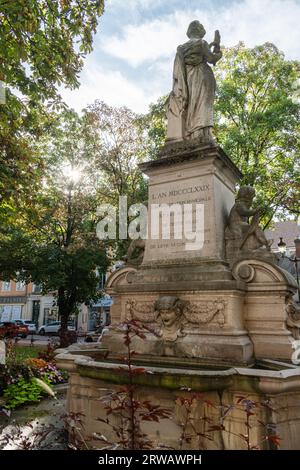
left=61, top=0, right=300, bottom=114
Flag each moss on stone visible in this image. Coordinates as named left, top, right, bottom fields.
left=77, top=365, right=233, bottom=392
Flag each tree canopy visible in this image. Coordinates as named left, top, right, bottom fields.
left=215, top=42, right=300, bottom=223
left=0, top=109, right=109, bottom=339
left=0, top=0, right=105, bottom=204
left=0, top=0, right=104, bottom=101
left=86, top=100, right=148, bottom=207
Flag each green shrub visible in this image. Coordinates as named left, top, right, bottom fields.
left=3, top=377, right=49, bottom=409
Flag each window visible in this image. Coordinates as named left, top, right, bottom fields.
left=16, top=281, right=25, bottom=292
left=32, top=284, right=42, bottom=294
left=2, top=281, right=11, bottom=292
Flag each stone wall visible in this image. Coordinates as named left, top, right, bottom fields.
left=57, top=352, right=300, bottom=450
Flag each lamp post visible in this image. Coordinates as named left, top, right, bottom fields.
left=278, top=237, right=287, bottom=255
left=278, top=237, right=300, bottom=302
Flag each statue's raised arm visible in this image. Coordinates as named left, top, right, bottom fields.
left=166, top=21, right=222, bottom=144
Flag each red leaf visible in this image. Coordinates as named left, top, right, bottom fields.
left=266, top=435, right=281, bottom=447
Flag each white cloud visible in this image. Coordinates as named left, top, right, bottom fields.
left=102, top=0, right=300, bottom=66
left=61, top=0, right=300, bottom=114
left=108, top=0, right=165, bottom=10
left=61, top=58, right=162, bottom=114
left=102, top=10, right=190, bottom=67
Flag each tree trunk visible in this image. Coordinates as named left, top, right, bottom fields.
left=58, top=286, right=71, bottom=348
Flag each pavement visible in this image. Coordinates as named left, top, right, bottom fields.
left=0, top=385, right=68, bottom=449
left=16, top=333, right=98, bottom=347
left=16, top=334, right=59, bottom=347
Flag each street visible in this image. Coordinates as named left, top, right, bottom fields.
left=16, top=334, right=59, bottom=347
left=16, top=333, right=95, bottom=347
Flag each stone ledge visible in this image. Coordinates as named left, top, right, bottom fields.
left=70, top=357, right=300, bottom=395
left=139, top=144, right=243, bottom=180
left=115, top=280, right=247, bottom=293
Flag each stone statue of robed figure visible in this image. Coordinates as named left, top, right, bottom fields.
left=166, top=20, right=222, bottom=143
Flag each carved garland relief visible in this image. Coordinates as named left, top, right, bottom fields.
left=125, top=297, right=226, bottom=342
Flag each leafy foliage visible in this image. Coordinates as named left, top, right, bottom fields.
left=92, top=321, right=281, bottom=451
left=0, top=110, right=109, bottom=344
left=215, top=42, right=300, bottom=223
left=3, top=377, right=48, bottom=409
left=0, top=0, right=105, bottom=204
left=137, top=96, right=168, bottom=160
left=96, top=321, right=171, bottom=450
left=0, top=0, right=104, bottom=101
left=86, top=101, right=148, bottom=206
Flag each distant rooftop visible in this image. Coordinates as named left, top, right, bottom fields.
left=265, top=220, right=300, bottom=252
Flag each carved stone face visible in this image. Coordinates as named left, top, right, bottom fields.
left=154, top=296, right=185, bottom=342
left=159, top=308, right=179, bottom=328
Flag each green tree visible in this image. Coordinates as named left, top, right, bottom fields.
left=137, top=96, right=167, bottom=160
left=0, top=0, right=105, bottom=203
left=0, top=110, right=108, bottom=344
left=86, top=100, right=148, bottom=207
left=215, top=42, right=300, bottom=224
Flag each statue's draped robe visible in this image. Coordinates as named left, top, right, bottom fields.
left=167, top=38, right=218, bottom=141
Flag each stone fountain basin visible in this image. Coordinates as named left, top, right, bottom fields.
left=55, top=346, right=300, bottom=449
left=56, top=346, right=300, bottom=394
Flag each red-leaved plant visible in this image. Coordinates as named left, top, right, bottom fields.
left=176, top=390, right=281, bottom=450
left=94, top=320, right=171, bottom=450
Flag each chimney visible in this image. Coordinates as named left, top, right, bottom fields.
left=295, top=237, right=300, bottom=258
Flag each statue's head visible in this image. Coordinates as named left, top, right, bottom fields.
left=155, top=296, right=185, bottom=328
left=236, top=186, right=256, bottom=202
left=187, top=21, right=206, bottom=39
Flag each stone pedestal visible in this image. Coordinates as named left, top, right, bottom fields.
left=104, top=142, right=299, bottom=366
left=233, top=259, right=299, bottom=360
left=103, top=143, right=255, bottom=366
left=140, top=143, right=242, bottom=269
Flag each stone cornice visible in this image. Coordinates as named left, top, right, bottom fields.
left=139, top=142, right=243, bottom=180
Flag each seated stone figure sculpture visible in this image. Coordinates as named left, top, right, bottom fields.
left=225, top=186, right=273, bottom=260
left=123, top=238, right=145, bottom=266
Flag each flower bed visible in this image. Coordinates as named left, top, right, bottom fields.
left=0, top=341, right=68, bottom=410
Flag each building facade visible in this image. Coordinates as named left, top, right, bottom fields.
left=0, top=280, right=57, bottom=328
left=0, top=279, right=109, bottom=332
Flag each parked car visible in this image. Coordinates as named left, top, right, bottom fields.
left=38, top=321, right=76, bottom=336
left=0, top=321, right=29, bottom=338
left=15, top=319, right=37, bottom=334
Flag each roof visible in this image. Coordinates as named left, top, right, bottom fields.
left=265, top=220, right=300, bottom=251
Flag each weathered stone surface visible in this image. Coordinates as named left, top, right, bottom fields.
left=232, top=258, right=298, bottom=360
left=140, top=144, right=241, bottom=267
left=166, top=21, right=222, bottom=143
left=56, top=350, right=300, bottom=450
left=225, top=186, right=275, bottom=264
left=56, top=22, right=300, bottom=450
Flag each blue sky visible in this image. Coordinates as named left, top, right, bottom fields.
left=61, top=0, right=300, bottom=114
